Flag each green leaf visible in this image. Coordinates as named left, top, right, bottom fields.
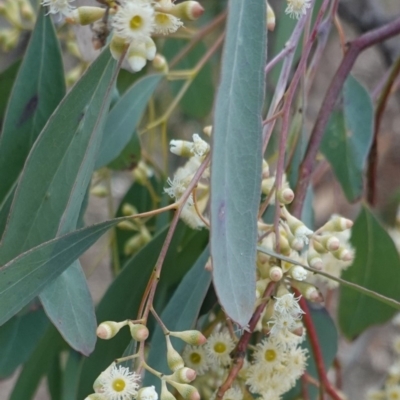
left=210, top=1, right=266, bottom=326
left=143, top=248, right=211, bottom=391
left=96, top=73, right=162, bottom=169
left=9, top=326, right=64, bottom=400
left=0, top=9, right=65, bottom=205
left=62, top=351, right=83, bottom=400
left=0, top=308, right=49, bottom=378
left=77, top=225, right=177, bottom=397
left=40, top=261, right=96, bottom=356
left=0, top=47, right=117, bottom=353
left=0, top=59, right=21, bottom=126
left=283, top=304, right=338, bottom=400
left=339, top=205, right=400, bottom=338
left=47, top=355, right=62, bottom=400
left=164, top=39, right=214, bottom=119
left=0, top=216, right=123, bottom=326
left=321, top=75, right=374, bottom=202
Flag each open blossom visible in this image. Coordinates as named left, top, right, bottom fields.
left=42, top=0, right=75, bottom=15
left=285, top=0, right=312, bottom=19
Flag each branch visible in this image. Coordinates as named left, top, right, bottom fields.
left=292, top=16, right=400, bottom=218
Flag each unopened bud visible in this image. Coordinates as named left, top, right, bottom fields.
left=168, top=381, right=200, bottom=400
left=168, top=367, right=197, bottom=383
left=261, top=177, right=274, bottom=196
left=312, top=239, right=327, bottom=254
left=122, top=203, right=137, bottom=216
left=110, top=35, right=128, bottom=61
left=144, top=36, right=156, bottom=60
left=161, top=380, right=177, bottom=400
left=275, top=233, right=291, bottom=256
left=277, top=188, right=294, bottom=204
left=332, top=247, right=353, bottom=262
left=283, top=208, right=313, bottom=239
left=307, top=249, right=323, bottom=270
left=203, top=125, right=212, bottom=136
left=124, top=229, right=151, bottom=255
left=96, top=321, right=128, bottom=339
left=128, top=41, right=147, bottom=72
left=90, top=184, right=108, bottom=197
left=170, top=139, right=193, bottom=157
left=320, top=216, right=353, bottom=232
left=262, top=159, right=270, bottom=179
left=289, top=235, right=304, bottom=252
left=129, top=323, right=149, bottom=341
left=153, top=54, right=168, bottom=73
left=170, top=330, right=206, bottom=346
left=269, top=266, right=283, bottom=282
left=20, top=1, right=35, bottom=21
left=166, top=1, right=204, bottom=21
left=166, top=335, right=184, bottom=371
left=137, top=386, right=158, bottom=400
left=66, top=6, right=106, bottom=25
left=133, top=161, right=153, bottom=184
left=289, top=266, right=307, bottom=281
left=317, top=235, right=340, bottom=251
left=291, top=281, right=323, bottom=302
left=117, top=220, right=137, bottom=231
left=267, top=2, right=276, bottom=31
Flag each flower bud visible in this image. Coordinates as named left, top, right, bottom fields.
left=312, top=239, right=327, bottom=254
left=166, top=335, right=184, bottom=371
left=170, top=330, right=206, bottom=346
left=267, top=2, right=276, bottom=31
left=170, top=139, right=193, bottom=157
left=275, top=233, right=291, bottom=256
left=96, top=321, right=128, bottom=339
left=144, top=36, right=157, bottom=60
left=166, top=1, right=204, bottom=21
left=122, top=203, right=137, bottom=216
left=291, top=281, right=323, bottom=302
left=133, top=161, right=154, bottom=184
left=127, top=41, right=147, bottom=72
left=261, top=177, right=274, bottom=196
left=288, top=233, right=304, bottom=251
left=168, top=381, right=200, bottom=400
left=168, top=367, right=197, bottom=383
left=320, top=216, right=353, bottom=232
left=124, top=229, right=151, bottom=255
left=137, top=386, right=158, bottom=400
left=90, top=184, right=109, bottom=197
left=129, top=323, right=149, bottom=341
left=153, top=54, right=169, bottom=73
left=289, top=266, right=307, bottom=281
left=161, top=381, right=177, bottom=400
left=277, top=188, right=294, bottom=204
left=66, top=6, right=106, bottom=25
left=331, top=246, right=353, bottom=262
left=317, top=235, right=340, bottom=251
left=110, top=35, right=128, bottom=61
left=307, top=250, right=323, bottom=270
left=117, top=220, right=137, bottom=231
left=203, top=125, right=212, bottom=136
left=20, top=0, right=35, bottom=21
left=269, top=266, right=283, bottom=282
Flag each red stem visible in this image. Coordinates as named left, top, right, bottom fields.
left=292, top=16, right=400, bottom=217
left=298, top=295, right=342, bottom=400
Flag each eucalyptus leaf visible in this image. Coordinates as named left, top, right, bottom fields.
left=0, top=59, right=21, bottom=126
left=210, top=1, right=266, bottom=326
left=321, top=75, right=374, bottom=202
left=0, top=9, right=65, bottom=205
left=339, top=205, right=400, bottom=338
left=96, top=73, right=162, bottom=169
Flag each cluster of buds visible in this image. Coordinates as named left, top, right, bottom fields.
left=60, top=0, right=204, bottom=72
left=165, top=128, right=211, bottom=229
left=0, top=0, right=35, bottom=50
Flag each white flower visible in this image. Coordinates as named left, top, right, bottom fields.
left=192, top=134, right=210, bottom=157
left=182, top=345, right=209, bottom=375
left=99, top=364, right=140, bottom=400
left=137, top=385, right=158, bottom=400
left=252, top=338, right=285, bottom=372
left=154, top=12, right=183, bottom=34
left=222, top=387, right=243, bottom=400
left=386, top=385, right=400, bottom=400
left=285, top=346, right=308, bottom=384
left=274, top=293, right=305, bottom=319
left=285, top=0, right=312, bottom=19
left=180, top=203, right=206, bottom=229
left=290, top=265, right=308, bottom=281
left=112, top=1, right=155, bottom=43
left=205, top=331, right=235, bottom=366
left=41, top=0, right=75, bottom=15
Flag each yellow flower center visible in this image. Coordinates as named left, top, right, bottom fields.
left=155, top=13, right=170, bottom=25
left=189, top=352, right=201, bottom=364
left=264, top=349, right=277, bottom=362
left=112, top=378, right=126, bottom=392
left=130, top=15, right=143, bottom=30
left=214, top=342, right=227, bottom=354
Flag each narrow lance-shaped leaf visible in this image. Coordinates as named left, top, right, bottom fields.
left=210, top=1, right=266, bottom=326
left=0, top=9, right=65, bottom=205
left=339, top=205, right=400, bottom=338
left=0, top=48, right=117, bottom=354
left=321, top=75, right=374, bottom=202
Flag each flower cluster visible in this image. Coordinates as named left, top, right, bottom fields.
left=285, top=0, right=312, bottom=19
left=165, top=130, right=210, bottom=229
